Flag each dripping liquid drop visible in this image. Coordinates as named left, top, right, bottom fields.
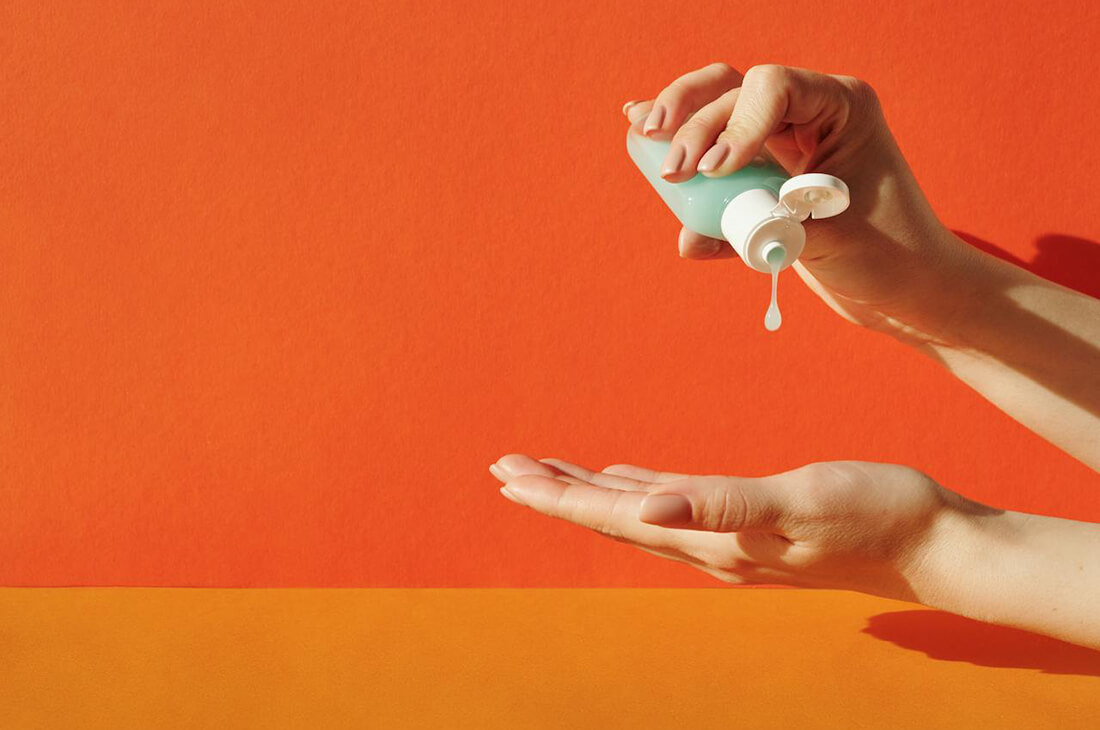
left=764, top=243, right=785, bottom=332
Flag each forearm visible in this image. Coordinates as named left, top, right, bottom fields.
left=909, top=242, right=1100, bottom=469
left=914, top=505, right=1100, bottom=649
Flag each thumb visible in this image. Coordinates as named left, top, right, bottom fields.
left=678, top=227, right=733, bottom=260
left=638, top=476, right=786, bottom=532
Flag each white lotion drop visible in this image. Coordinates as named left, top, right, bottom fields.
left=763, top=243, right=786, bottom=332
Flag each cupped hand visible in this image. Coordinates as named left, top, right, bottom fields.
left=490, top=454, right=984, bottom=602
left=624, top=63, right=983, bottom=343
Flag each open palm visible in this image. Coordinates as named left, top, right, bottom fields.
left=491, top=454, right=974, bottom=602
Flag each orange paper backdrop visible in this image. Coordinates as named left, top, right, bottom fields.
left=4, top=589, right=1098, bottom=728
left=3, top=0, right=1099, bottom=587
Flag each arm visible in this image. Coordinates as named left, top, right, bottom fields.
left=917, top=247, right=1100, bottom=469
left=925, top=502, right=1100, bottom=646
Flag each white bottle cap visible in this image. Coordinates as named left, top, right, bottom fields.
left=720, top=173, right=850, bottom=273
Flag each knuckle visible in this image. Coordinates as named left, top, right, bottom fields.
left=555, top=491, right=582, bottom=522
left=706, top=61, right=737, bottom=79
left=791, top=462, right=858, bottom=514
left=709, top=486, right=734, bottom=528
left=795, top=461, right=844, bottom=487
left=716, top=125, right=744, bottom=145
left=555, top=487, right=596, bottom=527
left=704, top=477, right=749, bottom=531
left=673, top=115, right=712, bottom=141
left=836, top=74, right=880, bottom=108
left=508, top=474, right=544, bottom=492
left=746, top=63, right=787, bottom=87
left=713, top=128, right=738, bottom=148
left=660, top=76, right=691, bottom=99
left=653, top=86, right=683, bottom=111
left=586, top=492, right=631, bottom=540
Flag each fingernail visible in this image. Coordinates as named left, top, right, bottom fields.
left=643, top=105, right=666, bottom=135
left=489, top=464, right=507, bottom=482
left=693, top=237, right=722, bottom=257
left=696, top=142, right=730, bottom=173
left=621, top=99, right=642, bottom=115
left=639, top=493, right=693, bottom=525
left=500, top=486, right=526, bottom=506
left=660, top=145, right=687, bottom=178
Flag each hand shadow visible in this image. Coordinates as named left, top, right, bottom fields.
left=863, top=610, right=1100, bottom=677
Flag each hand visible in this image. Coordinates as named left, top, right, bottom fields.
left=489, top=453, right=984, bottom=601
left=490, top=454, right=1100, bottom=647
left=624, top=63, right=984, bottom=343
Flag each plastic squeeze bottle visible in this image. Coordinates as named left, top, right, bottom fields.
left=626, top=128, right=851, bottom=330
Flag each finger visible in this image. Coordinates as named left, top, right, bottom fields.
left=703, top=65, right=846, bottom=177
left=637, top=474, right=794, bottom=533
left=662, top=87, right=739, bottom=181
left=644, top=62, right=743, bottom=141
left=631, top=542, right=728, bottom=570
left=625, top=99, right=655, bottom=132
left=637, top=537, right=786, bottom=585
left=538, top=458, right=652, bottom=492
left=697, top=565, right=742, bottom=584
left=492, top=454, right=586, bottom=485
left=630, top=545, right=741, bottom=584
left=678, top=227, right=734, bottom=260
left=601, top=464, right=689, bottom=483
left=633, top=544, right=695, bottom=565
left=501, top=474, right=733, bottom=560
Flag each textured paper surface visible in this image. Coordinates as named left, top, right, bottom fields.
left=2, top=1, right=1099, bottom=586
left=1, top=589, right=1098, bottom=728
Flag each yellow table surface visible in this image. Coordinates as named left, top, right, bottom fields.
left=2, top=589, right=1097, bottom=728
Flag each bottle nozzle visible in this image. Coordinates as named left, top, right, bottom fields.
left=761, top=241, right=788, bottom=269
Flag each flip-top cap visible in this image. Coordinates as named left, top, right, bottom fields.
left=720, top=173, right=850, bottom=273
left=778, top=173, right=850, bottom=220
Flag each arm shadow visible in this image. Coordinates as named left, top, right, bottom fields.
left=863, top=610, right=1100, bottom=677
left=955, top=231, right=1100, bottom=300
left=937, top=230, right=1100, bottom=425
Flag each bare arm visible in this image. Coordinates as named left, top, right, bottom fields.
left=918, top=246, right=1100, bottom=469
left=923, top=501, right=1100, bottom=647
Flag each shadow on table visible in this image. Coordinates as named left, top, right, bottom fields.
left=863, top=610, right=1100, bottom=677
left=851, top=234, right=1100, bottom=676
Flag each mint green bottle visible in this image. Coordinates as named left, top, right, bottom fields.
left=626, top=129, right=850, bottom=273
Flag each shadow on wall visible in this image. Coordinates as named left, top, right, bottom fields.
left=955, top=231, right=1100, bottom=299
left=947, top=230, right=1100, bottom=429
left=864, top=610, right=1100, bottom=677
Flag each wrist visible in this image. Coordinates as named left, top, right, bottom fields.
left=880, top=230, right=1004, bottom=352
left=899, top=495, right=1010, bottom=616
left=903, top=484, right=1100, bottom=649
left=904, top=496, right=1051, bottom=626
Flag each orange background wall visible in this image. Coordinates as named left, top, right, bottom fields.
left=3, top=0, right=1099, bottom=587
